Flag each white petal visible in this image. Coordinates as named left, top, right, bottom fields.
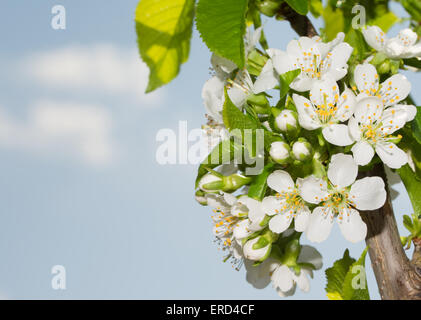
left=233, top=219, right=253, bottom=240
left=223, top=193, right=237, bottom=206
left=294, top=270, right=311, bottom=292
left=244, top=259, right=271, bottom=289
left=269, top=214, right=293, bottom=234
left=351, top=140, right=375, bottom=166
left=337, top=208, right=367, bottom=243
left=267, top=49, right=294, bottom=75
left=271, top=265, right=294, bottom=292
left=380, top=105, right=411, bottom=135
left=316, top=32, right=345, bottom=58
left=305, top=206, right=335, bottom=243
left=310, top=77, right=339, bottom=108
left=334, top=88, right=357, bottom=122
left=211, top=53, right=237, bottom=75
left=397, top=28, right=418, bottom=46
left=298, top=245, right=323, bottom=270
left=348, top=116, right=362, bottom=141
left=354, top=96, right=384, bottom=125
left=375, top=142, right=408, bottom=169
left=392, top=104, right=417, bottom=122
left=202, top=76, right=224, bottom=122
left=328, top=153, right=358, bottom=188
left=292, top=94, right=321, bottom=130
left=294, top=206, right=310, bottom=232
left=354, top=64, right=379, bottom=96
left=290, top=75, right=315, bottom=92
left=267, top=170, right=295, bottom=193
left=324, top=42, right=353, bottom=81
left=349, top=176, right=387, bottom=210
left=228, top=86, right=247, bottom=108
left=322, top=124, right=354, bottom=146
left=243, top=197, right=266, bottom=222
left=298, top=176, right=329, bottom=204
left=362, top=26, right=386, bottom=52
left=379, top=74, right=411, bottom=107
left=262, top=196, right=283, bottom=216
left=253, top=59, right=278, bottom=93
left=384, top=38, right=407, bottom=59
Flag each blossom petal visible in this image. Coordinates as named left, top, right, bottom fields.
left=337, top=208, right=367, bottom=243
left=349, top=176, right=387, bottom=210
left=202, top=76, right=224, bottom=122
left=392, top=104, right=417, bottom=122
left=268, top=49, right=294, bottom=75
left=262, top=196, right=284, bottom=216
left=269, top=213, right=293, bottom=234
left=305, top=206, right=335, bottom=243
left=245, top=259, right=271, bottom=289
left=294, top=271, right=310, bottom=292
left=328, top=153, right=358, bottom=188
left=375, top=142, right=408, bottom=169
left=254, top=59, right=278, bottom=93
left=233, top=219, right=253, bottom=240
left=379, top=74, right=411, bottom=107
left=322, top=124, right=354, bottom=146
left=295, top=206, right=311, bottom=232
left=243, top=197, right=266, bottom=222
left=351, top=140, right=375, bottom=166
left=324, top=42, right=353, bottom=81
left=298, top=245, right=323, bottom=270
left=293, top=94, right=321, bottom=130
left=211, top=53, right=237, bottom=75
left=272, top=265, right=294, bottom=292
left=310, top=77, right=339, bottom=108
left=354, top=96, right=384, bottom=125
left=362, top=26, right=386, bottom=52
left=354, top=64, right=379, bottom=96
left=380, top=105, right=411, bottom=135
left=348, top=116, right=362, bottom=141
left=267, top=170, right=295, bottom=193
left=290, top=75, right=315, bottom=92
left=298, top=176, right=329, bottom=204
left=334, top=88, right=357, bottom=122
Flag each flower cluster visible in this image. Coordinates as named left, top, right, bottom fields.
left=196, top=26, right=418, bottom=298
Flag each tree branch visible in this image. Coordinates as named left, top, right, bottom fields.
left=277, top=3, right=318, bottom=38
left=361, top=164, right=421, bottom=300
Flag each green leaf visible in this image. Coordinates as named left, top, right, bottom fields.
left=309, top=0, right=323, bottom=18
left=248, top=163, right=274, bottom=200
left=326, top=248, right=370, bottom=300
left=325, top=249, right=355, bottom=299
left=411, top=107, right=421, bottom=145
left=195, top=139, right=242, bottom=188
left=404, top=58, right=421, bottom=69
left=342, top=247, right=370, bottom=300
left=279, top=69, right=301, bottom=100
left=223, top=88, right=259, bottom=131
left=196, top=0, right=248, bottom=68
left=135, top=0, right=195, bottom=92
left=322, top=4, right=344, bottom=41
left=285, top=0, right=309, bottom=15
left=398, top=164, right=421, bottom=217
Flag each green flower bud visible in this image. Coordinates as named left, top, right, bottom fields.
left=199, top=172, right=252, bottom=193
left=222, top=173, right=252, bottom=193
left=378, top=60, right=391, bottom=75
left=291, top=138, right=313, bottom=162
left=269, top=141, right=291, bottom=164
left=198, top=173, right=223, bottom=192
left=255, top=0, right=283, bottom=17
left=274, top=109, right=300, bottom=138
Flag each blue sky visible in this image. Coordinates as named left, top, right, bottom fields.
left=0, top=1, right=417, bottom=299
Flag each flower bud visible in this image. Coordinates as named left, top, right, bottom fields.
left=275, top=109, right=298, bottom=133
left=198, top=172, right=252, bottom=193
left=378, top=60, right=390, bottom=75
left=247, top=93, right=270, bottom=112
left=291, top=138, right=313, bottom=162
left=243, top=236, right=271, bottom=261
left=269, top=141, right=291, bottom=164
left=198, top=173, right=223, bottom=192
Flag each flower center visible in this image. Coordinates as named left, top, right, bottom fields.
left=275, top=188, right=304, bottom=217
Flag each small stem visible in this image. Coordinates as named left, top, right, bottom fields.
left=277, top=3, right=318, bottom=37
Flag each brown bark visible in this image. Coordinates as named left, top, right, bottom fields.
left=277, top=3, right=318, bottom=38
left=361, top=164, right=421, bottom=300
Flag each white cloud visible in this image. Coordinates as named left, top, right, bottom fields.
left=0, top=100, right=113, bottom=166
left=24, top=44, right=164, bottom=106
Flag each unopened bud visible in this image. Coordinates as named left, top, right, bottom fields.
left=269, top=141, right=291, bottom=164
left=195, top=190, right=208, bottom=205
left=291, top=138, right=313, bottom=162
left=243, top=236, right=271, bottom=261
left=275, top=109, right=299, bottom=134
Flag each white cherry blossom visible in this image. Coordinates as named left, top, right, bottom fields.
left=362, top=26, right=421, bottom=59
left=245, top=245, right=322, bottom=297
left=261, top=170, right=310, bottom=234
left=299, top=154, right=387, bottom=243
left=254, top=32, right=352, bottom=92
left=348, top=96, right=416, bottom=168
left=292, top=77, right=356, bottom=146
